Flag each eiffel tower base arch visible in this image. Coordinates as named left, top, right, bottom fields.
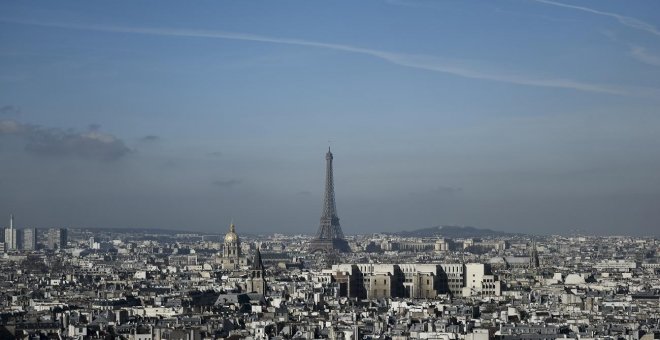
left=308, top=238, right=350, bottom=253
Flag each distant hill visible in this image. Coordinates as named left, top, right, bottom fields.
left=392, top=225, right=516, bottom=238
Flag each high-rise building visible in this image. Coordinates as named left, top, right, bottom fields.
left=4, top=214, right=17, bottom=251
left=4, top=229, right=17, bottom=250
left=22, top=228, right=37, bottom=250
left=15, top=229, right=24, bottom=250
left=308, top=148, right=350, bottom=253
left=0, top=223, right=5, bottom=253
left=48, top=228, right=68, bottom=250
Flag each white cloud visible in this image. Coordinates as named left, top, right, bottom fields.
left=532, top=0, right=660, bottom=37
left=0, top=18, right=644, bottom=96
left=630, top=45, right=660, bottom=66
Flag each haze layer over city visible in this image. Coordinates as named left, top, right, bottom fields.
left=1, top=1, right=660, bottom=236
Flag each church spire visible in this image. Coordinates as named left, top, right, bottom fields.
left=530, top=241, right=540, bottom=269
left=252, top=248, right=264, bottom=270
left=247, top=247, right=267, bottom=295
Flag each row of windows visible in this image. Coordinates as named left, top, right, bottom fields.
left=442, top=266, right=463, bottom=273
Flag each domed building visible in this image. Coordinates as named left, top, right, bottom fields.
left=221, top=223, right=248, bottom=270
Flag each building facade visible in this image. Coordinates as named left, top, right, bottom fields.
left=4, top=228, right=17, bottom=251
left=463, top=263, right=501, bottom=297
left=22, top=228, right=37, bottom=250
left=330, top=263, right=501, bottom=299
left=48, top=228, right=68, bottom=250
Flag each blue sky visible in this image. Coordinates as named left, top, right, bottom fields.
left=1, top=0, right=659, bottom=235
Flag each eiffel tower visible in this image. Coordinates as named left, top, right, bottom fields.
left=308, top=147, right=351, bottom=253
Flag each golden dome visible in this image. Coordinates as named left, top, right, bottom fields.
left=224, top=223, right=239, bottom=243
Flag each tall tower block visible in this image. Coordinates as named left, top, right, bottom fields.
left=5, top=214, right=17, bottom=250
left=308, top=148, right=351, bottom=253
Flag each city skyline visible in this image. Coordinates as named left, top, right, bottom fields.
left=1, top=1, right=660, bottom=236
left=1, top=220, right=657, bottom=338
